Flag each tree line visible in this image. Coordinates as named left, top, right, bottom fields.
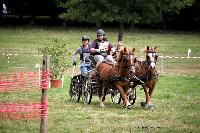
left=1, top=0, right=199, bottom=39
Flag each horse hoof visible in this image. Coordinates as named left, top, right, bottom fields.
left=145, top=105, right=155, bottom=111
left=141, top=103, right=155, bottom=110
left=148, top=105, right=156, bottom=110
left=130, top=100, right=135, bottom=105
left=99, top=103, right=105, bottom=108
left=125, top=104, right=133, bottom=110
left=141, top=102, right=146, bottom=107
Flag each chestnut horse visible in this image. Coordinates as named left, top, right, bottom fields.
left=131, top=46, right=158, bottom=110
left=95, top=47, right=137, bottom=109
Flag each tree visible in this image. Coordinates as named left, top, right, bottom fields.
left=2, top=0, right=61, bottom=24
left=59, top=0, right=194, bottom=41
left=163, top=0, right=200, bottom=30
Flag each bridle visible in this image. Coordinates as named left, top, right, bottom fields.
left=146, top=51, right=158, bottom=69
left=121, top=51, right=144, bottom=84
left=117, top=50, right=136, bottom=76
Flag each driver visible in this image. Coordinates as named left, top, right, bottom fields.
left=90, top=29, right=115, bottom=63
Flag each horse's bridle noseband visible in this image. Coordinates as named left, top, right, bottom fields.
left=146, top=51, right=158, bottom=69
left=118, top=53, right=135, bottom=71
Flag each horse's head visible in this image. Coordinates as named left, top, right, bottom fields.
left=146, top=46, right=158, bottom=69
left=117, top=47, right=137, bottom=74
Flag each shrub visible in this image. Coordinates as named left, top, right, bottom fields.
left=39, top=37, right=72, bottom=80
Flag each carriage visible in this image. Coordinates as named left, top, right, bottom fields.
left=69, top=48, right=140, bottom=107
left=69, top=46, right=158, bottom=109
left=69, top=55, right=126, bottom=104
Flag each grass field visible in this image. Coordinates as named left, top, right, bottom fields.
left=0, top=26, right=200, bottom=133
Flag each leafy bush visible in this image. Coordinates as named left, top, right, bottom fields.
left=39, top=37, right=72, bottom=80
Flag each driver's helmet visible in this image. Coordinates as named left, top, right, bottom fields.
left=82, top=35, right=89, bottom=41
left=97, top=29, right=105, bottom=36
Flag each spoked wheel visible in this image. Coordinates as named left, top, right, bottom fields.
left=82, top=75, right=92, bottom=104
left=69, top=77, right=81, bottom=102
left=110, top=89, right=121, bottom=104
left=128, top=87, right=136, bottom=105
left=114, top=87, right=136, bottom=105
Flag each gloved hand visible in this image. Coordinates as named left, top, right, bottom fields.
left=101, top=53, right=107, bottom=57
left=96, top=49, right=100, bottom=53
left=72, top=61, right=76, bottom=66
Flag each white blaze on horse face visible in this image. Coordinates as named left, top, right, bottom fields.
left=129, top=54, right=135, bottom=73
left=148, top=53, right=156, bottom=68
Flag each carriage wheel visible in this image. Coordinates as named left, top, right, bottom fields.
left=69, top=78, right=81, bottom=102
left=82, top=76, right=92, bottom=104
left=114, top=87, right=136, bottom=105
left=76, top=81, right=82, bottom=102
left=128, top=87, right=136, bottom=105
left=110, top=89, right=121, bottom=104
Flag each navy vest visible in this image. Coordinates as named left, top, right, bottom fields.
left=80, top=45, right=91, bottom=62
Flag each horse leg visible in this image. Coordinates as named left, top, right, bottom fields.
left=148, top=86, right=156, bottom=109
left=142, top=85, right=154, bottom=110
left=147, top=80, right=156, bottom=107
left=102, top=87, right=108, bottom=105
left=149, top=89, right=153, bottom=102
left=98, top=84, right=105, bottom=108
left=148, top=81, right=156, bottom=102
left=114, top=82, right=132, bottom=109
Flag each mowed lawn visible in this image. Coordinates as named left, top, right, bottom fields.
left=0, top=26, right=200, bottom=133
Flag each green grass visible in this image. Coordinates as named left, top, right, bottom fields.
left=0, top=26, right=200, bottom=53
left=1, top=76, right=200, bottom=133
left=0, top=26, right=200, bottom=132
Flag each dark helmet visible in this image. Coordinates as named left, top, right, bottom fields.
left=82, top=35, right=89, bottom=41
left=97, top=29, right=105, bottom=36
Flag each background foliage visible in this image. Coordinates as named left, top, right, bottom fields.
left=1, top=0, right=199, bottom=31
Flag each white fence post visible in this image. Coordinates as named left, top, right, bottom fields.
left=187, top=48, right=191, bottom=58
left=160, top=56, right=164, bottom=76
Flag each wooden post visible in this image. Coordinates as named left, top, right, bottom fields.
left=40, top=55, right=50, bottom=133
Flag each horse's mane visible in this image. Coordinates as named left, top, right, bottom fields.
left=116, top=47, right=135, bottom=62
left=116, top=47, right=125, bottom=62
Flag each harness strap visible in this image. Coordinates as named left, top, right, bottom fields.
left=102, top=61, right=115, bottom=65
left=109, top=75, right=126, bottom=82
left=138, top=75, right=158, bottom=81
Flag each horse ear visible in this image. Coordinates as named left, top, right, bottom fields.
left=124, top=47, right=127, bottom=53
left=154, top=46, right=157, bottom=50
left=134, top=58, right=137, bottom=63
left=132, top=48, right=135, bottom=52
left=147, top=46, right=149, bottom=50
left=119, top=47, right=124, bottom=54
left=142, top=47, right=147, bottom=53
